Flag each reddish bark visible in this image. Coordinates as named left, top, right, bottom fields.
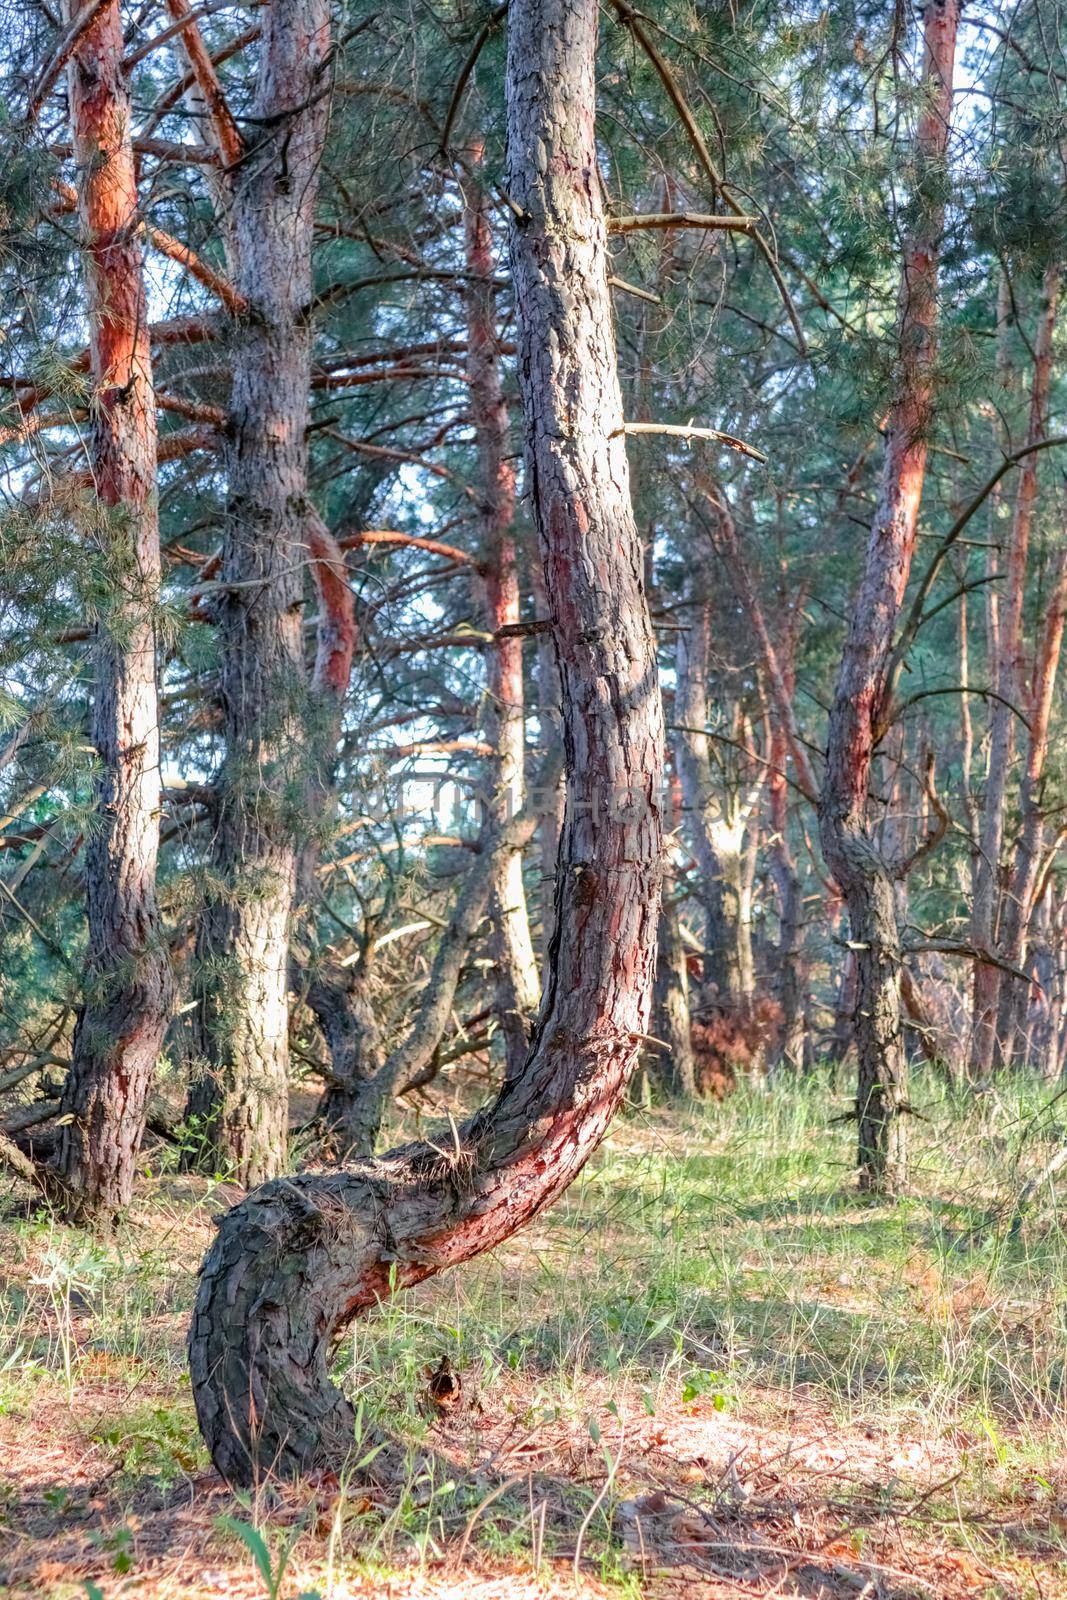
left=971, top=266, right=1061, bottom=1076
left=307, top=513, right=357, bottom=707
left=189, top=0, right=663, bottom=1482
left=163, top=0, right=245, bottom=168
left=53, top=0, right=175, bottom=1222
left=995, top=544, right=1067, bottom=1062
left=338, top=528, right=473, bottom=565
left=818, top=0, right=959, bottom=1193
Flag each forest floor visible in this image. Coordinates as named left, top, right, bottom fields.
left=1, top=1073, right=1066, bottom=1600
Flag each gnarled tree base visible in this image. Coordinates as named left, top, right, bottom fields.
left=190, top=1027, right=643, bottom=1482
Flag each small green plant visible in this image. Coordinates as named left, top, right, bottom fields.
left=30, top=1243, right=109, bottom=1401
left=91, top=1400, right=205, bottom=1485
left=680, top=1366, right=731, bottom=1410
left=216, top=1515, right=321, bottom=1600
left=89, top=1524, right=134, bottom=1576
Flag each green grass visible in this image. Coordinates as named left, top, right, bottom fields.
left=1, top=1068, right=1066, bottom=1597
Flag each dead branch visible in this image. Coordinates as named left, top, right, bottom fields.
left=612, top=421, right=767, bottom=463
left=608, top=211, right=757, bottom=233
left=606, top=0, right=807, bottom=353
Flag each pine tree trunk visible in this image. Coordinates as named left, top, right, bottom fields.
left=994, top=546, right=1067, bottom=1065
left=971, top=265, right=1060, bottom=1078
left=463, top=160, right=539, bottom=1078
left=768, top=719, right=804, bottom=1072
left=818, top=0, right=960, bottom=1193
left=306, top=966, right=385, bottom=1156
left=55, top=0, right=174, bottom=1223
left=652, top=892, right=695, bottom=1095
left=294, top=512, right=364, bottom=1156
left=189, top=0, right=663, bottom=1481
left=990, top=286, right=1063, bottom=1070
left=188, top=0, right=331, bottom=1185
left=532, top=561, right=565, bottom=965
left=674, top=581, right=734, bottom=1003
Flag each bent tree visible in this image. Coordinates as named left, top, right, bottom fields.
left=818, top=0, right=960, bottom=1194
left=56, top=0, right=174, bottom=1221
left=189, top=0, right=664, bottom=1481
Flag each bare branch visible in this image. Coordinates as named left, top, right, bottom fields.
left=606, top=0, right=807, bottom=354
left=893, top=750, right=949, bottom=879
left=612, top=420, right=767, bottom=463
left=338, top=529, right=473, bottom=565
left=903, top=938, right=1034, bottom=988
left=608, top=211, right=757, bottom=233
left=890, top=684, right=1032, bottom=734
left=163, top=0, right=245, bottom=169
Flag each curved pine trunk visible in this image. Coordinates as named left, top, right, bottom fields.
left=55, top=0, right=174, bottom=1222
left=188, top=0, right=331, bottom=1185
left=189, top=0, right=664, bottom=1484
left=818, top=0, right=959, bottom=1193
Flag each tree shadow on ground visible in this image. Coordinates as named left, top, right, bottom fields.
left=2, top=1360, right=1052, bottom=1600
left=0, top=1449, right=1003, bottom=1600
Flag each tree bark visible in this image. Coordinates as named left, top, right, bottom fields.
left=768, top=708, right=804, bottom=1071
left=970, top=265, right=1061, bottom=1078
left=995, top=542, right=1067, bottom=1063
left=652, top=891, right=695, bottom=1095
left=293, top=511, right=370, bottom=1158
left=54, top=0, right=174, bottom=1223
left=188, top=0, right=332, bottom=1186
left=818, top=0, right=959, bottom=1194
left=462, top=157, right=540, bottom=1079
left=306, top=964, right=385, bottom=1157
left=532, top=560, right=565, bottom=965
left=673, top=576, right=734, bottom=1004
left=189, top=0, right=663, bottom=1482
